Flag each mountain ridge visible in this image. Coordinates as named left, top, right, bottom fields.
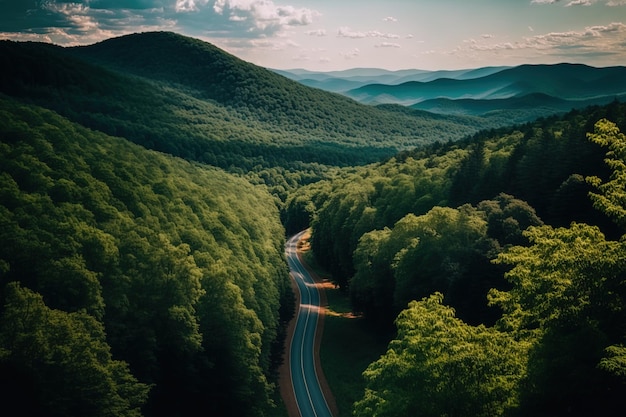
left=277, top=63, right=626, bottom=120
left=0, top=31, right=499, bottom=176
left=273, top=66, right=511, bottom=93
left=3, top=31, right=624, bottom=178
left=344, top=62, right=626, bottom=105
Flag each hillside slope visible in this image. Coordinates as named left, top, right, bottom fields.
left=0, top=96, right=292, bottom=417
left=0, top=33, right=496, bottom=178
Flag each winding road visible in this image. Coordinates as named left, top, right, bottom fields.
left=285, top=232, right=334, bottom=417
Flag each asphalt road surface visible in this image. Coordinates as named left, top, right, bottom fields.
left=286, top=232, right=334, bottom=417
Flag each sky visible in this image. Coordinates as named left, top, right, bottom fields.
left=1, top=0, right=626, bottom=71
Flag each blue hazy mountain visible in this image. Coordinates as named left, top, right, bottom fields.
left=278, top=64, right=626, bottom=121
left=272, top=67, right=510, bottom=93
left=345, top=63, right=626, bottom=104
left=411, top=92, right=626, bottom=123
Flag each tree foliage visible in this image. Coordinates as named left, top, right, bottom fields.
left=354, top=293, right=528, bottom=417
left=335, top=107, right=626, bottom=416
left=3, top=31, right=626, bottom=417
left=0, top=98, right=292, bottom=417
left=297, top=102, right=625, bottom=326
left=587, top=118, right=626, bottom=230
left=489, top=221, right=626, bottom=416
left=0, top=34, right=496, bottom=202
left=351, top=195, right=541, bottom=327
left=308, top=147, right=465, bottom=289
left=0, top=282, right=150, bottom=417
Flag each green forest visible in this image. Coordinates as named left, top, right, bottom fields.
left=286, top=101, right=626, bottom=415
left=0, top=98, right=293, bottom=417
left=1, top=31, right=626, bottom=417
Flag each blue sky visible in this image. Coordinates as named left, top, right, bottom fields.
left=1, top=0, right=625, bottom=70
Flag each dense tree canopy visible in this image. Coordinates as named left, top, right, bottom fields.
left=293, top=102, right=625, bottom=302
left=0, top=34, right=497, bottom=202
left=278, top=100, right=626, bottom=416
left=0, top=97, right=292, bottom=417
left=2, top=32, right=626, bottom=417
left=0, top=282, right=150, bottom=417
left=306, top=146, right=465, bottom=289
left=354, top=293, right=529, bottom=417
left=351, top=115, right=626, bottom=416
left=350, top=195, right=542, bottom=327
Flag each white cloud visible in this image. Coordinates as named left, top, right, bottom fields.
left=0, top=0, right=320, bottom=45
left=340, top=47, right=360, bottom=59
left=450, top=21, right=626, bottom=64
left=383, top=16, right=397, bottom=22
left=375, top=42, right=401, bottom=48
left=305, top=29, right=326, bottom=36
left=369, top=30, right=400, bottom=39
left=176, top=0, right=208, bottom=12
left=526, top=22, right=626, bottom=48
left=173, top=1, right=322, bottom=39
left=337, top=27, right=400, bottom=39
left=337, top=27, right=366, bottom=38
left=465, top=41, right=515, bottom=51
left=530, top=0, right=593, bottom=4
left=0, top=1, right=175, bottom=46
left=565, top=0, right=593, bottom=6
left=211, top=0, right=319, bottom=36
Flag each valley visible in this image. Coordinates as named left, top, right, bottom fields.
left=1, top=31, right=626, bottom=417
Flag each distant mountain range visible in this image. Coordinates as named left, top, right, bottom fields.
left=3, top=31, right=625, bottom=171
left=275, top=64, right=626, bottom=119
left=272, top=66, right=510, bottom=94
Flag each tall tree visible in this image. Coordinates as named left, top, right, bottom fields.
left=587, top=118, right=626, bottom=231
left=354, top=293, right=528, bottom=417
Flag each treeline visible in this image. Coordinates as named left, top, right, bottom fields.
left=284, top=101, right=626, bottom=415
left=0, top=34, right=500, bottom=200
left=0, top=97, right=293, bottom=417
left=355, top=119, right=626, bottom=416
left=285, top=101, right=624, bottom=293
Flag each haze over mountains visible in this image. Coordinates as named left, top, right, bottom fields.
left=272, top=66, right=512, bottom=93
left=276, top=63, right=626, bottom=122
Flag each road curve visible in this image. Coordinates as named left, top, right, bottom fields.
left=286, top=232, right=334, bottom=417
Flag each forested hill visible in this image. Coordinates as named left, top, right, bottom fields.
left=284, top=100, right=626, bottom=416
left=68, top=31, right=483, bottom=136
left=0, top=97, right=293, bottom=417
left=0, top=32, right=491, bottom=180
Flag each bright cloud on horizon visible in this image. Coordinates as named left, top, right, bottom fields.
left=337, top=27, right=400, bottom=39
left=1, top=0, right=625, bottom=70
